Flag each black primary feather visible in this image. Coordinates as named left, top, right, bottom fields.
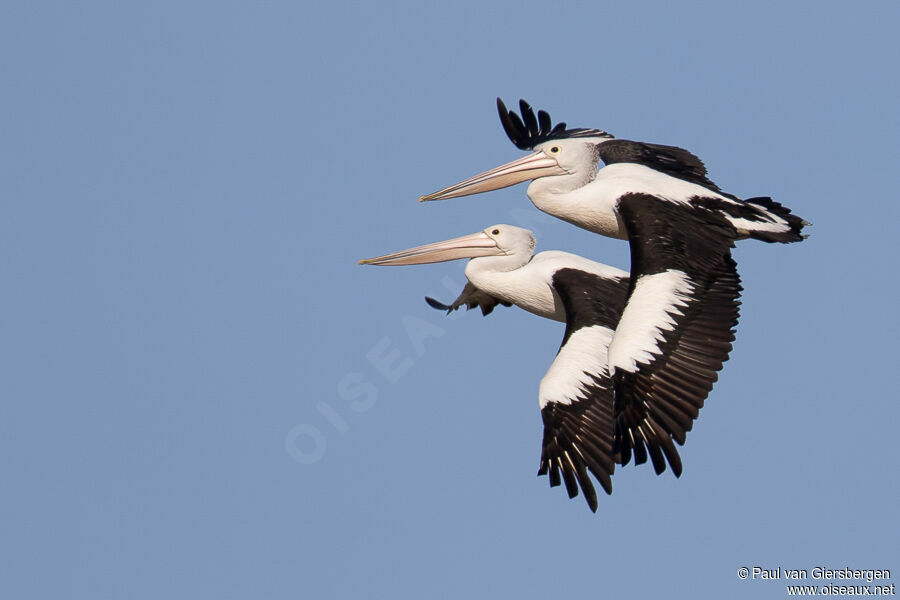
left=496, top=98, right=612, bottom=151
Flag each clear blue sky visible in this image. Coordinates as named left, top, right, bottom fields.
left=2, top=2, right=898, bottom=598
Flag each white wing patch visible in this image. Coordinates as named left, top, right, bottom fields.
left=539, top=325, right=614, bottom=409
left=592, top=163, right=704, bottom=206
left=608, top=269, right=695, bottom=373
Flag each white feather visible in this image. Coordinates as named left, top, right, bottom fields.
left=608, top=269, right=695, bottom=373
left=539, top=325, right=614, bottom=408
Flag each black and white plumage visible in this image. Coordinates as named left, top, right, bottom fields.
left=419, top=98, right=804, bottom=472
left=421, top=98, right=808, bottom=244
left=361, top=224, right=740, bottom=511
left=609, top=213, right=742, bottom=473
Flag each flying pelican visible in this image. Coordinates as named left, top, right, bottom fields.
left=418, top=99, right=804, bottom=469
left=360, top=225, right=740, bottom=511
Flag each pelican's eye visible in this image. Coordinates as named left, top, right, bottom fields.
left=549, top=146, right=560, bottom=154
left=491, top=228, right=501, bottom=236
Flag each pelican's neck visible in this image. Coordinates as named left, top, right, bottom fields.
left=464, top=254, right=563, bottom=322
left=527, top=167, right=596, bottom=199
left=464, top=250, right=531, bottom=278
left=526, top=172, right=626, bottom=239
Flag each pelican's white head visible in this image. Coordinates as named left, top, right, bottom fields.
left=467, top=224, right=535, bottom=273
left=419, top=98, right=613, bottom=202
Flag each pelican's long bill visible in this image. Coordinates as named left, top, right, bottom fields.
left=359, top=231, right=505, bottom=266
left=418, top=151, right=565, bottom=202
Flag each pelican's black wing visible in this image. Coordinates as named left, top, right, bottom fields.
left=425, top=281, right=512, bottom=316
left=596, top=139, right=724, bottom=194
left=537, top=268, right=628, bottom=511
left=608, top=192, right=742, bottom=476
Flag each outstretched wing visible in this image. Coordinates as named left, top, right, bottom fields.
left=609, top=192, right=742, bottom=476
left=537, top=268, right=628, bottom=511
left=425, top=281, right=512, bottom=316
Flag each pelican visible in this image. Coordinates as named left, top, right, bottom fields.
left=360, top=225, right=740, bottom=511
left=419, top=99, right=803, bottom=469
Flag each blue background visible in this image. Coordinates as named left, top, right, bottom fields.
left=2, top=1, right=897, bottom=598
